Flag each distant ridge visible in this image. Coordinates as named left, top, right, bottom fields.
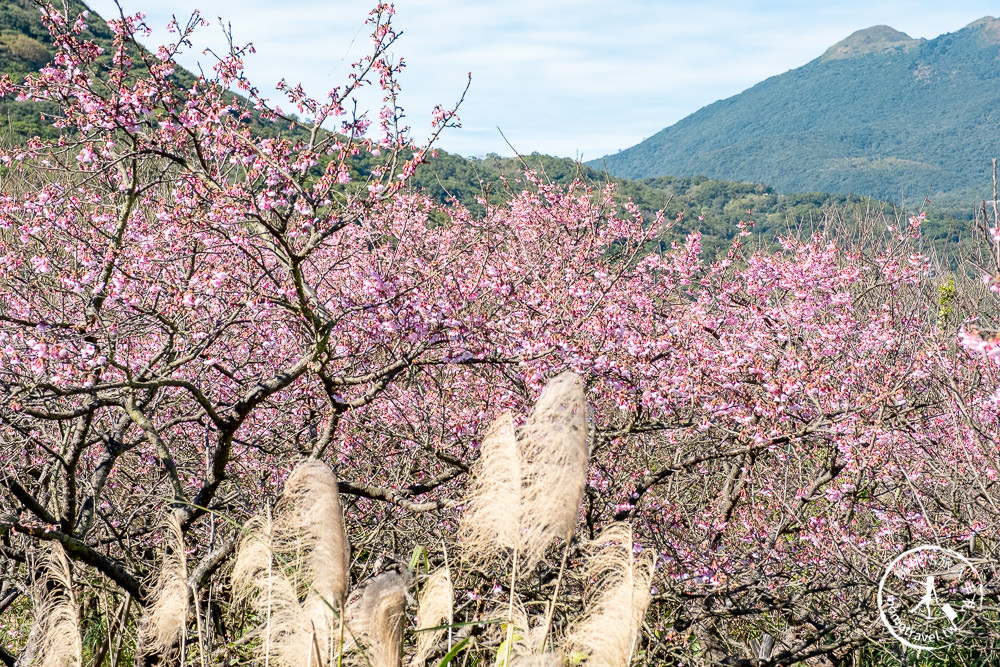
left=964, top=16, right=1000, bottom=44
left=820, top=26, right=920, bottom=61
left=592, top=17, right=1000, bottom=212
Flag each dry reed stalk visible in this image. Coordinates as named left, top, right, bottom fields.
left=232, top=460, right=351, bottom=666
left=344, top=571, right=407, bottom=667
left=490, top=594, right=547, bottom=667
left=562, top=523, right=655, bottom=666
left=412, top=567, right=453, bottom=665
left=28, top=544, right=82, bottom=667
left=458, top=411, right=520, bottom=563
left=516, top=371, right=589, bottom=569
left=280, top=460, right=351, bottom=657
left=139, top=513, right=189, bottom=660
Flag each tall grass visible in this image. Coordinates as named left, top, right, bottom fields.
left=137, top=514, right=189, bottom=661
left=23, top=545, right=82, bottom=667
left=14, top=373, right=657, bottom=666
left=231, top=460, right=350, bottom=666
left=562, top=524, right=655, bottom=666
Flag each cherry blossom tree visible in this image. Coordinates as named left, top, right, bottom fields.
left=0, top=2, right=997, bottom=665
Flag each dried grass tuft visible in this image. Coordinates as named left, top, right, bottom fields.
left=412, top=567, right=453, bottom=665
left=516, top=371, right=589, bottom=569
left=345, top=571, right=407, bottom=667
left=29, top=544, right=82, bottom=667
left=139, top=513, right=189, bottom=658
left=562, top=523, right=655, bottom=667
left=458, top=412, right=520, bottom=563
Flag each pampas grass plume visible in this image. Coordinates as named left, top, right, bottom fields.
left=412, top=567, right=453, bottom=665
left=231, top=510, right=304, bottom=665
left=562, top=523, right=655, bottom=666
left=232, top=460, right=351, bottom=666
left=31, top=544, right=82, bottom=667
left=345, top=571, right=407, bottom=667
left=516, top=371, right=589, bottom=568
left=460, top=372, right=590, bottom=569
left=232, top=506, right=329, bottom=666
left=487, top=594, right=549, bottom=667
left=140, top=513, right=189, bottom=658
left=282, top=459, right=351, bottom=660
left=458, top=411, right=520, bottom=563
left=281, top=459, right=351, bottom=611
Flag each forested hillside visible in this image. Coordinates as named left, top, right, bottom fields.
left=0, top=0, right=972, bottom=259
left=593, top=18, right=1000, bottom=214
left=413, top=151, right=972, bottom=258
left=1, top=0, right=109, bottom=139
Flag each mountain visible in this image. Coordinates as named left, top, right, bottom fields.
left=591, top=18, right=1000, bottom=213
left=1, top=0, right=105, bottom=140
left=820, top=25, right=920, bottom=60
left=0, top=0, right=972, bottom=258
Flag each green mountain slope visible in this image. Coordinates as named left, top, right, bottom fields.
left=409, top=152, right=971, bottom=259
left=1, top=0, right=113, bottom=140
left=0, top=0, right=973, bottom=258
left=591, top=18, right=1000, bottom=213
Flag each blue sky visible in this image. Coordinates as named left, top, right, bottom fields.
left=83, top=1, right=998, bottom=159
